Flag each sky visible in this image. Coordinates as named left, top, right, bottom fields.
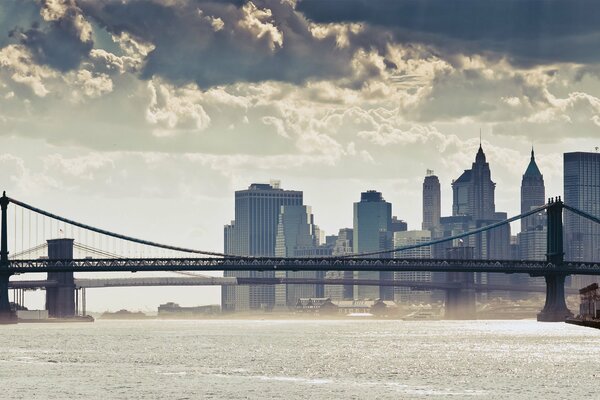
left=1, top=0, right=600, bottom=311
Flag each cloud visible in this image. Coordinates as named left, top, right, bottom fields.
left=78, top=0, right=357, bottom=87
left=9, top=0, right=93, bottom=71
left=297, top=0, right=600, bottom=67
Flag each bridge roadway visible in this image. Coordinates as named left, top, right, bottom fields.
left=7, top=276, right=579, bottom=295
left=7, top=257, right=600, bottom=275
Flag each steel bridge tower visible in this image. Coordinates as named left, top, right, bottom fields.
left=0, top=193, right=16, bottom=323
left=537, top=198, right=573, bottom=321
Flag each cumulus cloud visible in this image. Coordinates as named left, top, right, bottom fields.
left=77, top=0, right=358, bottom=87
left=9, top=0, right=93, bottom=71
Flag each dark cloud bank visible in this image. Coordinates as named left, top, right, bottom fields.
left=3, top=0, right=600, bottom=87
left=298, top=0, right=600, bottom=67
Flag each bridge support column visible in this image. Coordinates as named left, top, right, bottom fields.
left=537, top=197, right=573, bottom=322
left=0, top=272, right=16, bottom=324
left=0, top=192, right=16, bottom=324
left=537, top=274, right=573, bottom=322
left=46, top=239, right=76, bottom=318
left=444, top=272, right=476, bottom=320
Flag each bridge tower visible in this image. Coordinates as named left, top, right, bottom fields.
left=537, top=198, right=573, bottom=322
left=46, top=239, right=76, bottom=318
left=0, top=192, right=17, bottom=323
left=444, top=246, right=476, bottom=319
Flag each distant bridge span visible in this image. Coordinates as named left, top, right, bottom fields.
left=7, top=257, right=600, bottom=276
left=7, top=276, right=578, bottom=294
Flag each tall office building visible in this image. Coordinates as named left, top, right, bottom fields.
left=564, top=152, right=600, bottom=287
left=393, top=230, right=433, bottom=304
left=521, top=148, right=546, bottom=232
left=274, top=205, right=321, bottom=308
left=422, top=171, right=441, bottom=231
left=452, top=144, right=496, bottom=220
left=514, top=149, right=547, bottom=294
left=448, top=144, right=510, bottom=296
left=353, top=190, right=392, bottom=300
left=222, top=182, right=303, bottom=312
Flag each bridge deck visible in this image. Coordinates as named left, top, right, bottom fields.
left=7, top=257, right=600, bottom=275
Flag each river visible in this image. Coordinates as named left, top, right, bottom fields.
left=0, top=320, right=598, bottom=399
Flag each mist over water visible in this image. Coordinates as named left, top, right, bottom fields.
left=1, top=320, right=598, bottom=399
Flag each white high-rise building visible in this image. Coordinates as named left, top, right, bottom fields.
left=393, top=230, right=433, bottom=303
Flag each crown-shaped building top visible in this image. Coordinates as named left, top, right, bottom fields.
left=524, top=147, right=542, bottom=178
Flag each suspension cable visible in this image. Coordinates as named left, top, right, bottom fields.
left=563, top=204, right=600, bottom=226
left=8, top=197, right=244, bottom=258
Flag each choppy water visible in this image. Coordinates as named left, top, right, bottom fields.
left=0, top=320, right=599, bottom=399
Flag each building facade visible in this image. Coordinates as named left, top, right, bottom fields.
left=274, top=205, right=321, bottom=308
left=422, top=171, right=441, bottom=231
left=564, top=152, right=600, bottom=288
left=393, top=230, right=433, bottom=304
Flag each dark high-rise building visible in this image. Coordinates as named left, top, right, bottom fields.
left=514, top=149, right=547, bottom=296
left=521, top=148, right=546, bottom=232
left=222, top=182, right=303, bottom=312
left=564, top=152, right=600, bottom=287
left=422, top=171, right=441, bottom=231
left=452, top=144, right=496, bottom=220
left=447, top=144, right=510, bottom=297
left=353, top=190, right=392, bottom=300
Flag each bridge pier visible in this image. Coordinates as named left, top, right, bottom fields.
left=537, top=274, right=573, bottom=322
left=46, top=239, right=76, bottom=318
left=537, top=197, right=573, bottom=322
left=444, top=272, right=476, bottom=320
left=0, top=193, right=16, bottom=324
left=0, top=272, right=16, bottom=324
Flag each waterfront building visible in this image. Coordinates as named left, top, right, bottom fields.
left=422, top=171, right=441, bottom=231
left=393, top=230, right=433, bottom=304
left=353, top=190, right=392, bottom=300
left=564, top=152, right=600, bottom=288
left=222, top=182, right=303, bottom=312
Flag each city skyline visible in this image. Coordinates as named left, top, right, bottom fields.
left=2, top=0, right=600, bottom=312
left=2, top=2, right=600, bottom=398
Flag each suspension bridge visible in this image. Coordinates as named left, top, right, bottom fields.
left=1, top=191, right=600, bottom=324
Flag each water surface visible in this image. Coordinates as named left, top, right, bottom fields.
left=1, top=320, right=598, bottom=399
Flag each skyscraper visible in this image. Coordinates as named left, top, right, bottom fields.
left=447, top=144, right=510, bottom=296
left=521, top=148, right=546, bottom=232
left=422, top=171, right=441, bottom=231
left=353, top=190, right=392, bottom=300
left=274, top=205, right=321, bottom=308
left=452, top=144, right=496, bottom=220
left=564, top=152, right=600, bottom=287
left=222, top=182, right=303, bottom=312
